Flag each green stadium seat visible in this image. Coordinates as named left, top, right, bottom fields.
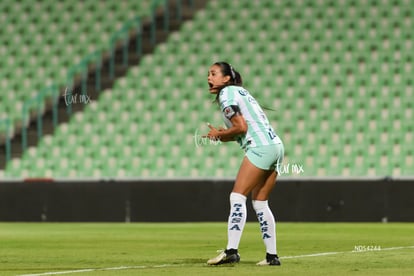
left=3, top=0, right=413, bottom=178
left=1, top=0, right=155, bottom=128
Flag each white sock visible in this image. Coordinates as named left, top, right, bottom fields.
left=226, top=192, right=247, bottom=250
left=252, top=200, right=277, bottom=255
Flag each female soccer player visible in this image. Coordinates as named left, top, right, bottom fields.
left=205, top=62, right=284, bottom=266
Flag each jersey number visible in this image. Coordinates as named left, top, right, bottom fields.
left=268, top=128, right=276, bottom=140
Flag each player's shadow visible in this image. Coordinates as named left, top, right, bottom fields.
left=176, top=258, right=206, bottom=264
left=177, top=258, right=258, bottom=267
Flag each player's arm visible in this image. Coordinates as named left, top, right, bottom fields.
left=217, top=115, right=247, bottom=141
left=206, top=105, right=247, bottom=141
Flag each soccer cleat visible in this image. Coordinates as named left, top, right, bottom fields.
left=256, top=254, right=281, bottom=266
left=207, top=249, right=240, bottom=265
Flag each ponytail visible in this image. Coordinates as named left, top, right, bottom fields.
left=213, top=61, right=243, bottom=102
left=211, top=62, right=275, bottom=111
left=214, top=61, right=243, bottom=86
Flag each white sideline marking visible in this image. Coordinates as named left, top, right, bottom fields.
left=380, top=245, right=414, bottom=251
left=281, top=245, right=414, bottom=259
left=18, top=265, right=183, bottom=276
left=281, top=251, right=340, bottom=259
left=18, top=246, right=414, bottom=276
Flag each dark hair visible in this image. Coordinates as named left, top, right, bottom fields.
left=212, top=61, right=275, bottom=111
left=214, top=61, right=243, bottom=86
left=213, top=61, right=242, bottom=102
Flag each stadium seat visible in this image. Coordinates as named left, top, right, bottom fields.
left=0, top=0, right=155, bottom=127
left=3, top=0, right=413, bottom=178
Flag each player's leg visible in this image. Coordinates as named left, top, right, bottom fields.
left=227, top=156, right=273, bottom=250
left=252, top=171, right=281, bottom=265
left=251, top=143, right=284, bottom=266
left=251, top=170, right=277, bottom=200
left=207, top=156, right=270, bottom=265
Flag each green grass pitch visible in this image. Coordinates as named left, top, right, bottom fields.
left=0, top=222, right=413, bottom=275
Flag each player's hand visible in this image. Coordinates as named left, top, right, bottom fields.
left=203, top=123, right=221, bottom=140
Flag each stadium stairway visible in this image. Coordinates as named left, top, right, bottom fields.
left=0, top=0, right=207, bottom=171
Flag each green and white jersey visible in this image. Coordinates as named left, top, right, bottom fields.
left=218, top=85, right=282, bottom=149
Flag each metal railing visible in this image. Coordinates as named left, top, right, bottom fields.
left=0, top=118, right=12, bottom=163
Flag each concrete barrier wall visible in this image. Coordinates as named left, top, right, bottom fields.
left=0, top=179, right=413, bottom=222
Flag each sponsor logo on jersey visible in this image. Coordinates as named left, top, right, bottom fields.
left=248, top=96, right=257, bottom=104
left=238, top=89, right=248, bottom=96
left=224, top=106, right=236, bottom=119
